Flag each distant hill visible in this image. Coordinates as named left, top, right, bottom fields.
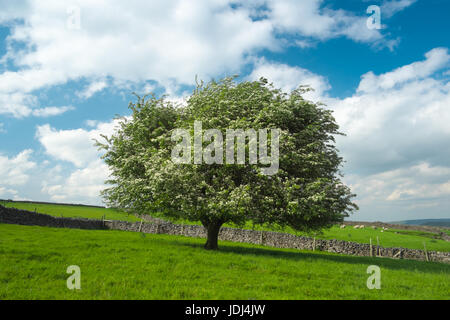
left=390, top=219, right=450, bottom=228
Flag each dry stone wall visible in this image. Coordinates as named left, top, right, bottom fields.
left=1, top=205, right=449, bottom=264
left=0, top=205, right=105, bottom=230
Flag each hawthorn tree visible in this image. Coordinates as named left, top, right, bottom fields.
left=97, top=77, right=358, bottom=250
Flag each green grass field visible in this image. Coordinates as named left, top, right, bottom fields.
left=0, top=223, right=449, bottom=299
left=1, top=201, right=140, bottom=222
left=3, top=201, right=450, bottom=252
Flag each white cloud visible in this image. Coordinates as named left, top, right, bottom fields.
left=0, top=150, right=109, bottom=204
left=77, top=80, right=107, bottom=99
left=84, top=119, right=99, bottom=127
left=331, top=48, right=450, bottom=143
left=0, top=0, right=29, bottom=24
left=0, top=91, right=37, bottom=118
left=32, top=106, right=74, bottom=117
left=319, top=48, right=450, bottom=220
left=0, top=1, right=275, bottom=97
left=266, top=0, right=383, bottom=43
left=0, top=186, right=18, bottom=199
left=348, top=162, right=450, bottom=203
left=35, top=120, right=121, bottom=204
left=0, top=0, right=402, bottom=118
left=344, top=161, right=450, bottom=221
left=381, top=0, right=417, bottom=19
left=0, top=150, right=36, bottom=186
left=0, top=186, right=19, bottom=199
left=294, top=39, right=316, bottom=49
left=0, top=68, right=73, bottom=117
left=247, top=58, right=330, bottom=102
left=0, top=68, right=69, bottom=117
left=41, top=159, right=110, bottom=204
left=387, top=181, right=450, bottom=201
left=357, top=47, right=450, bottom=93
left=36, top=120, right=120, bottom=168
left=0, top=69, right=66, bottom=94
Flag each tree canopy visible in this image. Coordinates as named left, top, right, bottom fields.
left=97, top=76, right=358, bottom=249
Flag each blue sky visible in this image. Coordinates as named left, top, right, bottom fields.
left=0, top=0, right=449, bottom=222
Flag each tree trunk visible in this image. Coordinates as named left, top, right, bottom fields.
left=204, top=221, right=222, bottom=250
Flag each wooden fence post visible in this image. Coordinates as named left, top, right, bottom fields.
left=313, top=237, right=316, bottom=251
left=376, top=236, right=380, bottom=257
left=138, top=219, right=143, bottom=233
left=423, top=242, right=429, bottom=262
left=370, top=238, right=373, bottom=257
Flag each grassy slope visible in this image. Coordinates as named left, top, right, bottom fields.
left=0, top=223, right=449, bottom=300
left=2, top=201, right=140, bottom=222
left=3, top=201, right=450, bottom=252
